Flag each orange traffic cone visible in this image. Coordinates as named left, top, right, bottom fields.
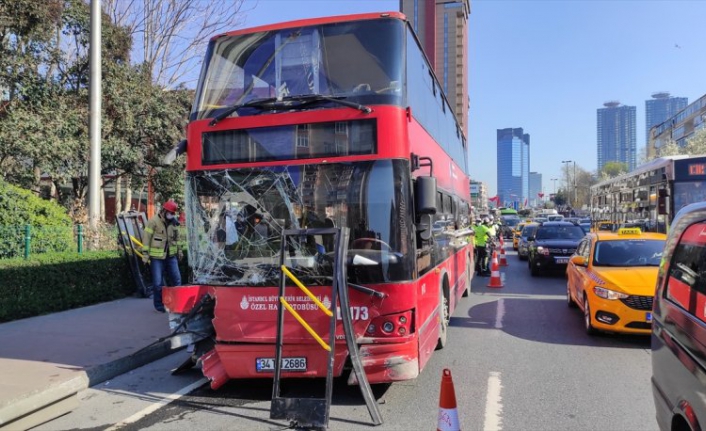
left=487, top=251, right=503, bottom=288
left=499, top=242, right=508, bottom=267
left=437, top=369, right=460, bottom=431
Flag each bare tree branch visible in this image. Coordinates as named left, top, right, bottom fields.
left=103, top=0, right=250, bottom=87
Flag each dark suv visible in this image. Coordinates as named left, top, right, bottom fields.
left=528, top=221, right=585, bottom=276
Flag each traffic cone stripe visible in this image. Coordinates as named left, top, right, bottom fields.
left=437, top=408, right=460, bottom=431
left=437, top=369, right=460, bottom=431
left=499, top=245, right=508, bottom=267
left=487, top=250, right=504, bottom=288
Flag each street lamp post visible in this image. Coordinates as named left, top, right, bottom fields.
left=562, top=160, right=576, bottom=209
left=550, top=178, right=558, bottom=194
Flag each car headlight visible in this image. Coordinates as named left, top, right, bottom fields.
left=536, top=246, right=549, bottom=256
left=593, top=286, right=628, bottom=300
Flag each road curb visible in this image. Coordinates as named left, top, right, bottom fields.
left=0, top=340, right=178, bottom=431
left=86, top=339, right=177, bottom=387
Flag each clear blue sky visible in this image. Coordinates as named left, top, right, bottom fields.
left=237, top=0, right=706, bottom=196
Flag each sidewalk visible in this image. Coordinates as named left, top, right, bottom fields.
left=0, top=297, right=175, bottom=431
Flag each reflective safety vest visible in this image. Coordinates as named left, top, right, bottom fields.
left=143, top=215, right=180, bottom=259
left=487, top=224, right=497, bottom=238
left=473, top=224, right=490, bottom=246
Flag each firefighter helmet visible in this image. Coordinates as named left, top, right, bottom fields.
left=162, top=200, right=178, bottom=213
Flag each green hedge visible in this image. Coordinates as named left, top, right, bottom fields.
left=0, top=180, right=73, bottom=258
left=0, top=251, right=134, bottom=322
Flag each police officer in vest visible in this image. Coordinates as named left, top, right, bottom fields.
left=142, top=199, right=182, bottom=312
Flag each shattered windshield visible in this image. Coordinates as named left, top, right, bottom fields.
left=185, top=160, right=414, bottom=286
left=191, top=19, right=405, bottom=120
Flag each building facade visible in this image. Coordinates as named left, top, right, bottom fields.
left=496, top=128, right=529, bottom=209
left=597, top=101, right=637, bottom=172
left=529, top=171, right=542, bottom=208
left=400, top=0, right=471, bottom=137
left=645, top=92, right=688, bottom=147
left=649, top=93, right=706, bottom=158
left=469, top=180, right=488, bottom=214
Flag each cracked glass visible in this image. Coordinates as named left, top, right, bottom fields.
left=191, top=19, right=405, bottom=120
left=185, top=160, right=414, bottom=286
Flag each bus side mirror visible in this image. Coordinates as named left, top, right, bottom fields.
left=415, top=176, right=437, bottom=215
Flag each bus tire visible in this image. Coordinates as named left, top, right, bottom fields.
left=436, top=278, right=450, bottom=350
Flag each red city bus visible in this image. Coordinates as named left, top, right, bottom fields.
left=163, top=11, right=473, bottom=389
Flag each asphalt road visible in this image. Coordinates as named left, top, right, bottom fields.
left=38, top=249, right=657, bottom=431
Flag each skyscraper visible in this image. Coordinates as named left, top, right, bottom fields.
left=597, top=101, right=637, bottom=172
left=497, top=128, right=530, bottom=208
left=529, top=172, right=542, bottom=207
left=400, top=0, right=471, bottom=137
left=645, top=92, right=687, bottom=146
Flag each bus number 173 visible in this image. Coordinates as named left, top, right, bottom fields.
left=336, top=306, right=369, bottom=321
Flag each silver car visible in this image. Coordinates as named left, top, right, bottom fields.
left=517, top=223, right=539, bottom=261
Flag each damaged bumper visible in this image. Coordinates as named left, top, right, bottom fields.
left=200, top=337, right=419, bottom=389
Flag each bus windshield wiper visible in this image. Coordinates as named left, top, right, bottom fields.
left=209, top=94, right=372, bottom=127
left=209, top=97, right=279, bottom=126
left=283, top=94, right=372, bottom=114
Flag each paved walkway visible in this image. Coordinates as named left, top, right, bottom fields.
left=0, top=298, right=174, bottom=430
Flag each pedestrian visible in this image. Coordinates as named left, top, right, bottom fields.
left=142, top=199, right=182, bottom=312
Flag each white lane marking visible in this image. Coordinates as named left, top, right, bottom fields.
left=105, top=377, right=208, bottom=430
left=483, top=371, right=503, bottom=431
left=495, top=299, right=505, bottom=329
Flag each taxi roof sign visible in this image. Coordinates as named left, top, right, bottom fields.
left=617, top=227, right=642, bottom=235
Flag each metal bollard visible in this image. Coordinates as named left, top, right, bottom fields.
left=77, top=224, right=84, bottom=254
left=24, top=225, right=31, bottom=260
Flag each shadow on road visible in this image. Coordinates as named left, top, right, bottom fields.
left=450, top=297, right=651, bottom=349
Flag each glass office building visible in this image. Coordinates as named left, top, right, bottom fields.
left=645, top=92, right=687, bottom=147
left=529, top=172, right=542, bottom=208
left=497, top=128, right=530, bottom=209
left=597, top=101, right=637, bottom=172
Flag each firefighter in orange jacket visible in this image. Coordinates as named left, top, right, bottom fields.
left=142, top=199, right=182, bottom=312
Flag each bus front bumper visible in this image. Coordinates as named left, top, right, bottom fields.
left=200, top=338, right=419, bottom=389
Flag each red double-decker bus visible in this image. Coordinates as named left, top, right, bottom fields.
left=163, top=11, right=473, bottom=389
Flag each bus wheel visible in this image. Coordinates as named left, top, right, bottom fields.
left=462, top=257, right=471, bottom=297
left=436, top=279, right=450, bottom=350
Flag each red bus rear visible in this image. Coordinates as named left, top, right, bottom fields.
left=162, top=11, right=474, bottom=389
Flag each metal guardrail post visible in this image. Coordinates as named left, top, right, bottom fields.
left=24, top=225, right=31, bottom=260
left=77, top=224, right=84, bottom=254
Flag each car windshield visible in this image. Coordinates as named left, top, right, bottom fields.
left=593, top=239, right=665, bottom=267
left=535, top=225, right=585, bottom=240
left=522, top=225, right=537, bottom=238
left=502, top=216, right=520, bottom=227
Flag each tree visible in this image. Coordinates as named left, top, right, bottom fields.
left=656, top=138, right=683, bottom=157
left=103, top=0, right=247, bottom=87
left=685, top=129, right=706, bottom=155
left=552, top=190, right=567, bottom=207
left=598, top=161, right=628, bottom=180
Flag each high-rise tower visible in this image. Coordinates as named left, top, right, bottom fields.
left=645, top=92, right=687, bottom=146
left=497, top=128, right=530, bottom=208
left=597, top=101, right=637, bottom=172
left=400, top=0, right=471, bottom=137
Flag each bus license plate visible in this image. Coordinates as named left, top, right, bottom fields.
left=555, top=257, right=569, bottom=264
left=646, top=312, right=652, bottom=322
left=256, top=357, right=307, bottom=372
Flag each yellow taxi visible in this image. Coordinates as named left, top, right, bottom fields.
left=565, top=227, right=666, bottom=335
left=512, top=222, right=527, bottom=250
left=591, top=221, right=618, bottom=233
